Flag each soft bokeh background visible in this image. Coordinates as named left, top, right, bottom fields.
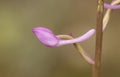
left=0, top=0, right=120, bottom=77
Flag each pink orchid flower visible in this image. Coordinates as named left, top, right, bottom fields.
left=32, top=27, right=95, bottom=47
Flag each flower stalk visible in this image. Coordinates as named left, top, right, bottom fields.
left=93, top=0, right=104, bottom=77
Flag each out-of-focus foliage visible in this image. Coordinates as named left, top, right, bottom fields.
left=0, top=0, right=120, bottom=77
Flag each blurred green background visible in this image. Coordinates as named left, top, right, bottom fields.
left=0, top=0, right=120, bottom=77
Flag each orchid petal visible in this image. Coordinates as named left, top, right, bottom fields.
left=104, top=3, right=120, bottom=9
left=58, top=29, right=96, bottom=46
left=32, top=27, right=59, bottom=47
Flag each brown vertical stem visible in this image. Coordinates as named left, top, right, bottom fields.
left=93, top=0, right=104, bottom=77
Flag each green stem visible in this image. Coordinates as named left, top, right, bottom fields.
left=93, top=0, right=104, bottom=77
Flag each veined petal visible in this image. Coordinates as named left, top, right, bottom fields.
left=33, top=27, right=53, bottom=33
left=57, top=29, right=96, bottom=46
left=104, top=3, right=120, bottom=9
left=32, top=27, right=59, bottom=47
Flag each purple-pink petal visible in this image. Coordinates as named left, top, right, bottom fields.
left=57, top=29, right=96, bottom=46
left=104, top=3, right=120, bottom=9
left=33, top=27, right=53, bottom=33
left=32, top=27, right=59, bottom=47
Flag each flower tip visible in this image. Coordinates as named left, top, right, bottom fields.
left=32, top=27, right=59, bottom=47
left=89, top=29, right=96, bottom=34
left=79, top=29, right=95, bottom=41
